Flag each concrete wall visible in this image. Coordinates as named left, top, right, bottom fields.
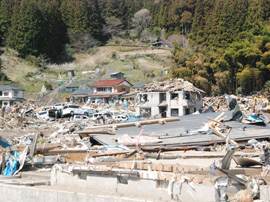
left=51, top=170, right=218, bottom=202
left=0, top=184, right=146, bottom=202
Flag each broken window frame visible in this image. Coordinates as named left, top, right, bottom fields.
left=171, top=108, right=179, bottom=116
left=171, top=93, right=178, bottom=100
left=14, top=91, right=19, bottom=97
left=183, top=91, right=190, bottom=100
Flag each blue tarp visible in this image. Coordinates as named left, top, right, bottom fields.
left=3, top=151, right=18, bottom=176
left=0, top=136, right=11, bottom=148
left=245, top=115, right=264, bottom=123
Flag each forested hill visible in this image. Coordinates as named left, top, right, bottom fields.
left=0, top=0, right=270, bottom=95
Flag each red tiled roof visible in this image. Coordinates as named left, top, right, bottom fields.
left=88, top=92, right=127, bottom=97
left=91, top=79, right=126, bottom=87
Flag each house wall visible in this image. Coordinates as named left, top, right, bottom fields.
left=0, top=90, right=12, bottom=98
left=114, top=86, right=130, bottom=93
left=0, top=90, right=24, bottom=99
left=11, top=90, right=24, bottom=98
left=0, top=90, right=24, bottom=106
left=94, top=86, right=130, bottom=93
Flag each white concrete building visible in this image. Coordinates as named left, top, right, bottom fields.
left=136, top=85, right=203, bottom=118
left=0, top=85, right=25, bottom=106
left=136, top=79, right=204, bottom=117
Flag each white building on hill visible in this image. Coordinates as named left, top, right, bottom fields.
left=135, top=79, right=204, bottom=118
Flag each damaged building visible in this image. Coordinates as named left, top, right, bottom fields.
left=136, top=78, right=204, bottom=117
left=0, top=85, right=25, bottom=106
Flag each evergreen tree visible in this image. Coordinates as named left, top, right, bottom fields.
left=0, top=0, right=15, bottom=45
left=38, top=0, right=68, bottom=61
left=9, top=0, right=41, bottom=56
left=244, top=0, right=264, bottom=35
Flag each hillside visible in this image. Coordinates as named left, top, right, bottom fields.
left=1, top=0, right=270, bottom=96
left=0, top=45, right=172, bottom=102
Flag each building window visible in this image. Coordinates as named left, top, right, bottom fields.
left=104, top=87, right=112, bottom=92
left=171, top=93, right=178, bottom=99
left=14, top=91, right=19, bottom=96
left=3, top=102, right=8, bottom=105
left=171, top=109, right=179, bottom=116
left=141, top=108, right=151, bottom=117
left=183, top=92, right=190, bottom=100
left=97, top=87, right=104, bottom=92
left=141, top=94, right=148, bottom=102
left=3, top=92, right=9, bottom=96
left=0, top=91, right=2, bottom=96
left=160, top=93, right=166, bottom=102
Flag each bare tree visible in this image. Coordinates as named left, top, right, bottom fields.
left=103, top=17, right=124, bottom=38
left=69, top=32, right=101, bottom=52
left=132, top=9, right=151, bottom=33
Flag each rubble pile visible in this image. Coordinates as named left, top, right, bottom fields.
left=83, top=102, right=135, bottom=113
left=203, top=95, right=270, bottom=116
left=203, top=95, right=230, bottom=112
left=0, top=102, right=40, bottom=129
left=140, top=78, right=204, bottom=92
left=1, top=94, right=270, bottom=201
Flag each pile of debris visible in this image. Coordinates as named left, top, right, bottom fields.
left=203, top=95, right=231, bottom=112
left=0, top=102, right=40, bottom=129
left=203, top=94, right=270, bottom=117
left=2, top=93, right=270, bottom=201
left=1, top=110, right=268, bottom=201
left=83, top=102, right=135, bottom=113
left=139, top=78, right=204, bottom=92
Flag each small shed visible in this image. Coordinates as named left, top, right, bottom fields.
left=111, top=72, right=125, bottom=80
left=152, top=41, right=164, bottom=47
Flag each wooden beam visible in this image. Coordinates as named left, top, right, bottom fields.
left=210, top=126, right=238, bottom=146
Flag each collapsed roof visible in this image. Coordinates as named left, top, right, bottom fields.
left=139, top=78, right=205, bottom=93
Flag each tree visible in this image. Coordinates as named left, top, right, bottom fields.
left=9, top=0, right=41, bottom=57
left=244, top=0, right=264, bottom=35
left=69, top=32, right=102, bottom=52
left=60, top=0, right=104, bottom=51
left=236, top=67, right=261, bottom=95
left=263, top=80, right=270, bottom=96
left=0, top=0, right=14, bottom=45
left=38, top=0, right=68, bottom=61
left=103, top=16, right=124, bottom=38
left=132, top=8, right=151, bottom=33
left=180, top=11, right=192, bottom=35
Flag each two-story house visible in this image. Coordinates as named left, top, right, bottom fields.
left=135, top=79, right=204, bottom=118
left=0, top=85, right=25, bottom=106
left=88, top=79, right=133, bottom=104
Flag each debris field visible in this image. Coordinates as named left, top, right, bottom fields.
left=1, top=94, right=270, bottom=202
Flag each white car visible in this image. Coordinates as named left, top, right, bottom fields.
left=88, top=113, right=104, bottom=121
left=109, top=111, right=120, bottom=119
left=115, top=114, right=129, bottom=122
left=72, top=115, right=91, bottom=121
left=53, top=103, right=65, bottom=110
left=62, top=105, right=89, bottom=116
left=37, top=111, right=49, bottom=120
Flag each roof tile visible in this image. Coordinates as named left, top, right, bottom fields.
left=91, top=79, right=126, bottom=87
